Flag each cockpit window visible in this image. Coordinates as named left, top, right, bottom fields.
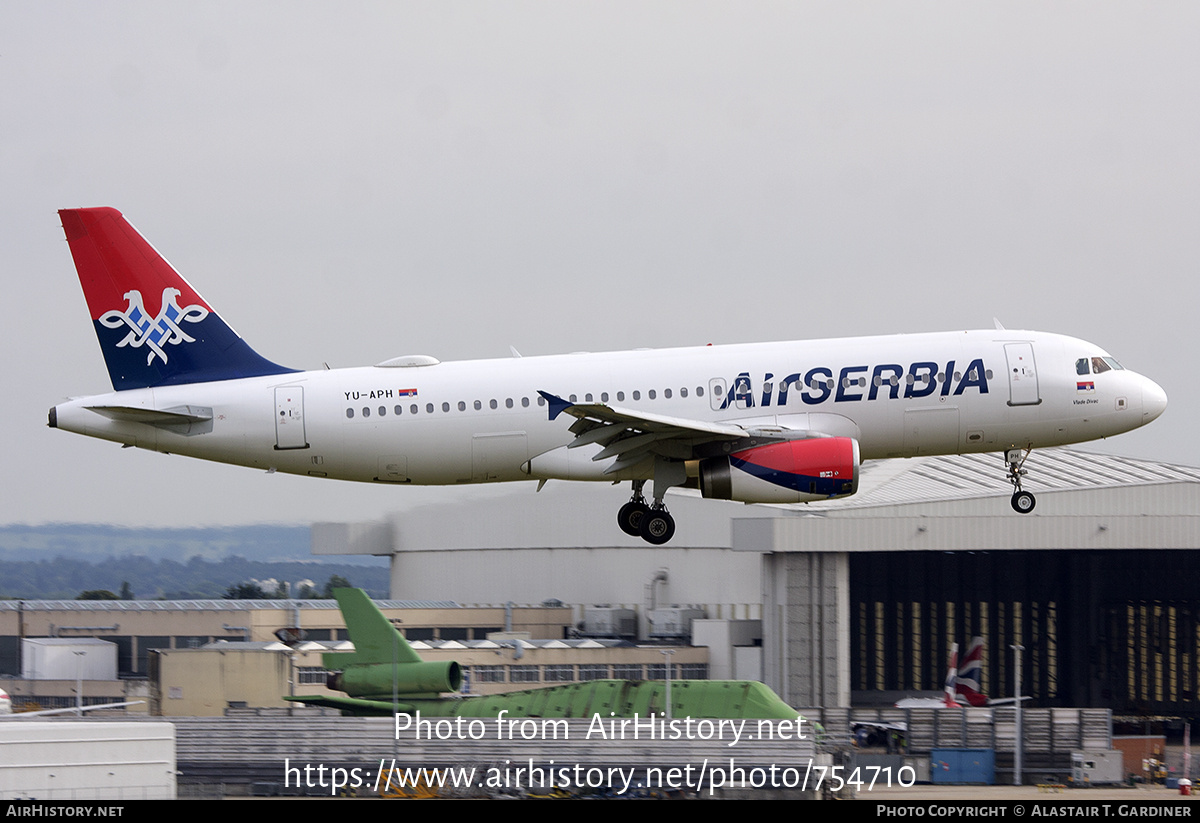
left=1103, top=357, right=1124, bottom=371
left=1091, top=357, right=1111, bottom=374
left=1076, top=358, right=1090, bottom=376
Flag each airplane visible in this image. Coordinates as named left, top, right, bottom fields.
left=953, top=636, right=1028, bottom=707
left=286, top=588, right=800, bottom=719
left=49, top=208, right=1168, bottom=544
left=894, top=637, right=1026, bottom=709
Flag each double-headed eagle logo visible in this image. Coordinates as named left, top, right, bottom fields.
left=99, top=288, right=209, bottom=365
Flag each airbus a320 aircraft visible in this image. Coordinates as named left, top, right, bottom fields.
left=49, top=208, right=1167, bottom=544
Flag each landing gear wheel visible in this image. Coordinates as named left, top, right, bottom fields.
left=618, top=501, right=651, bottom=536
left=639, top=509, right=676, bottom=545
left=1004, top=448, right=1035, bottom=515
left=1011, top=491, right=1036, bottom=514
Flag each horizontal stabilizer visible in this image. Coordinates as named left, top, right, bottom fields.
left=86, top=404, right=213, bottom=435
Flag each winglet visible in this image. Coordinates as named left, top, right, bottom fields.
left=538, top=390, right=573, bottom=422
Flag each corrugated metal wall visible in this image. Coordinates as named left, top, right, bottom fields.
left=849, top=550, right=1200, bottom=714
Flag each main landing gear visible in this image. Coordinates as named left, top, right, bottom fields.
left=617, top=480, right=676, bottom=545
left=1005, top=448, right=1036, bottom=514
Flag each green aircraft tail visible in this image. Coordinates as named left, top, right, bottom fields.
left=325, top=588, right=462, bottom=698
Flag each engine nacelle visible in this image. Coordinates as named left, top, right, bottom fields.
left=330, top=660, right=463, bottom=699
left=699, top=437, right=859, bottom=504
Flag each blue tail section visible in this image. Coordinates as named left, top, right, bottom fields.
left=60, top=207, right=297, bottom=390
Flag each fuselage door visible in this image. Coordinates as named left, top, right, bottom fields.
left=1004, top=343, right=1041, bottom=406
left=274, top=387, right=309, bottom=450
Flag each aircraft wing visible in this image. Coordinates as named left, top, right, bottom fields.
left=285, top=694, right=414, bottom=716
left=4, top=700, right=145, bottom=718
left=983, top=696, right=1033, bottom=706
left=852, top=719, right=908, bottom=732
left=540, top=391, right=748, bottom=438
left=539, top=391, right=785, bottom=476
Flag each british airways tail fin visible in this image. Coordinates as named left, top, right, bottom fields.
left=59, top=207, right=296, bottom=390
left=955, top=636, right=988, bottom=707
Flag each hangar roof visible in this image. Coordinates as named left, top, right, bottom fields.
left=797, top=447, right=1200, bottom=513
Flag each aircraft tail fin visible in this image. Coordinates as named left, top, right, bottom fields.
left=59, top=207, right=296, bottom=390
left=955, top=636, right=988, bottom=707
left=943, top=642, right=960, bottom=707
left=332, top=587, right=424, bottom=667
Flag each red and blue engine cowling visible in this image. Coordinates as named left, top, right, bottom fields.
left=699, top=437, right=860, bottom=504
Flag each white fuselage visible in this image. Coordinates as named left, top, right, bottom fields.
left=52, top=329, right=1167, bottom=488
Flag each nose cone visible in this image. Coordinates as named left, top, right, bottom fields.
left=1142, top=378, right=1168, bottom=423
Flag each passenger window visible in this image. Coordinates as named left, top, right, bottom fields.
left=537, top=396, right=545, bottom=406
left=665, top=388, right=672, bottom=398
left=569, top=394, right=577, bottom=402
left=648, top=389, right=656, bottom=400
left=522, top=397, right=530, bottom=407
left=585, top=393, right=593, bottom=402
left=601, top=392, right=609, bottom=402
left=457, top=401, right=466, bottom=411
left=441, top=402, right=450, bottom=413
left=617, top=392, right=625, bottom=401
left=632, top=391, right=641, bottom=400
left=506, top=398, right=514, bottom=408
left=379, top=406, right=386, bottom=416
left=362, top=407, right=370, bottom=417
left=394, top=405, right=402, bottom=415
left=490, top=399, right=498, bottom=409
left=346, top=408, right=354, bottom=419
left=412, top=404, right=419, bottom=414
left=697, top=386, right=704, bottom=397
left=474, top=400, right=482, bottom=410
left=680, top=387, right=687, bottom=398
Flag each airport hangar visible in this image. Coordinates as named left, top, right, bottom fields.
left=315, top=448, right=1200, bottom=717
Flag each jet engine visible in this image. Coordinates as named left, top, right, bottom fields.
left=699, top=437, right=859, bottom=504
left=329, top=660, right=463, bottom=699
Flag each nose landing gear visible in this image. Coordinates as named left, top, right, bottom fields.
left=1005, top=448, right=1036, bottom=514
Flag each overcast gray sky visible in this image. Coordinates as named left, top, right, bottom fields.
left=3, top=3, right=1196, bottom=527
